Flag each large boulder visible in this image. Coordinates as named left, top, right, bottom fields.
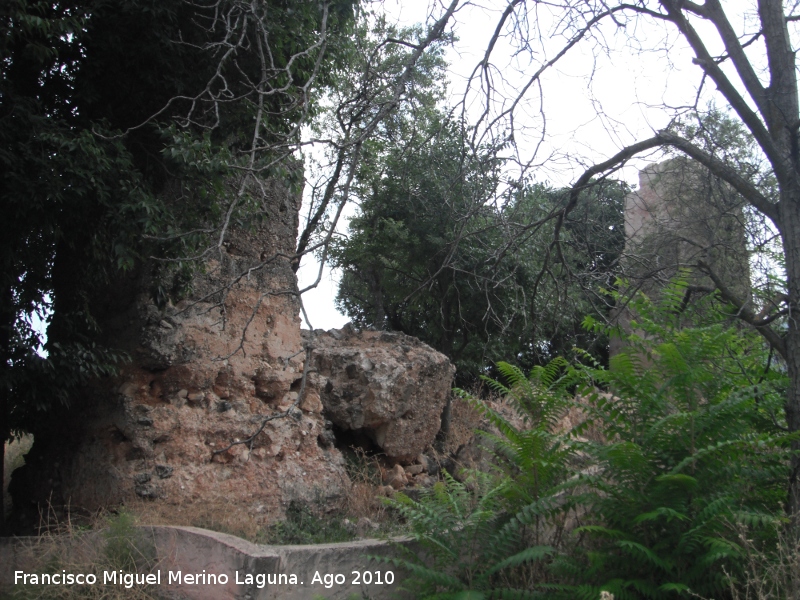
left=306, top=327, right=455, bottom=462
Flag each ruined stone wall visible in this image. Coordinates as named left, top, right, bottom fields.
left=11, top=178, right=348, bottom=526
left=306, top=327, right=455, bottom=463
left=623, top=159, right=749, bottom=291
left=611, top=158, right=751, bottom=355
left=10, top=177, right=456, bottom=530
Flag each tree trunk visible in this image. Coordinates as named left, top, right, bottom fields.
left=0, top=285, right=13, bottom=534
left=0, top=409, right=6, bottom=534
left=366, top=268, right=387, bottom=330
left=780, top=188, right=800, bottom=525
left=0, top=432, right=6, bottom=535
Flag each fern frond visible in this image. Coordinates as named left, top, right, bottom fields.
left=573, top=525, right=627, bottom=539
left=658, top=582, right=691, bottom=593
left=654, top=473, right=698, bottom=490
left=484, top=546, right=555, bottom=577
left=616, top=540, right=672, bottom=572
left=378, top=556, right=466, bottom=590
left=633, top=506, right=689, bottom=524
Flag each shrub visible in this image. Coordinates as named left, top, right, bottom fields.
left=263, top=500, right=356, bottom=545
left=388, top=283, right=794, bottom=599
left=7, top=510, right=160, bottom=600
left=384, top=359, right=583, bottom=598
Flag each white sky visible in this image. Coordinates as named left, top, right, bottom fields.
left=297, top=0, right=761, bottom=330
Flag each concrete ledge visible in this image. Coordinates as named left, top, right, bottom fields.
left=1, top=525, right=415, bottom=599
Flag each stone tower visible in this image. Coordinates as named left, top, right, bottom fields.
left=610, top=158, right=751, bottom=356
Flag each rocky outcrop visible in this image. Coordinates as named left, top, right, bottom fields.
left=306, top=327, right=455, bottom=463
left=11, top=178, right=350, bottom=526
left=10, top=176, right=457, bottom=529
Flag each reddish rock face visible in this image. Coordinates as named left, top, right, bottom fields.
left=307, top=327, right=455, bottom=463
left=10, top=177, right=457, bottom=528
left=11, top=179, right=350, bottom=524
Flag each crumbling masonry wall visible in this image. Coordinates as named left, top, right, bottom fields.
left=611, top=158, right=751, bottom=355
left=10, top=176, right=456, bottom=530
left=10, top=178, right=347, bottom=526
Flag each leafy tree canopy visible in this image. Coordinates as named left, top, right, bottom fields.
left=333, top=109, right=627, bottom=382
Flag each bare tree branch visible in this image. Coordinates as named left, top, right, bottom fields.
left=697, top=259, right=787, bottom=359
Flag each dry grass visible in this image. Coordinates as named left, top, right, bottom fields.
left=341, top=446, right=389, bottom=521
left=4, top=509, right=162, bottom=600
left=725, top=524, right=800, bottom=600
left=128, top=498, right=274, bottom=543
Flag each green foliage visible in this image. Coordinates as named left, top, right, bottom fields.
left=103, top=510, right=156, bottom=573
left=557, top=289, right=792, bottom=599
left=393, top=281, right=792, bottom=598
left=383, top=364, right=580, bottom=597
left=333, top=104, right=627, bottom=382
left=476, top=360, right=579, bottom=508
left=385, top=471, right=553, bottom=599
left=263, top=500, right=356, bottom=545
